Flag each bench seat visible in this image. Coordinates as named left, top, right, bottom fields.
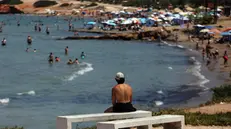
left=57, top=110, right=152, bottom=129
left=97, top=115, right=185, bottom=129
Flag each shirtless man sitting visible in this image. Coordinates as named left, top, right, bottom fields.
left=105, top=72, right=136, bottom=113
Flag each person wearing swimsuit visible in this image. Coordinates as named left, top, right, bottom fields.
left=27, top=36, right=32, bottom=45
left=48, top=52, right=54, bottom=63
left=105, top=72, right=136, bottom=113
left=2, top=38, right=6, bottom=46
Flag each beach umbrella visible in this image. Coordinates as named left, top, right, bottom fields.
left=222, top=27, right=231, bottom=32
left=156, top=19, right=162, bottom=22
left=204, top=26, right=214, bottom=29
left=218, top=6, right=224, bottom=9
left=118, top=18, right=125, bottom=21
left=194, top=24, right=205, bottom=28
left=186, top=6, right=194, bottom=11
left=200, top=29, right=210, bottom=33
left=221, top=32, right=231, bottom=36
left=107, top=22, right=116, bottom=26
left=174, top=8, right=183, bottom=13
left=139, top=18, right=146, bottom=24
left=182, top=17, right=189, bottom=21
left=87, top=22, right=96, bottom=25
left=123, top=7, right=128, bottom=10
left=121, top=20, right=132, bottom=25
left=199, top=6, right=205, bottom=9
left=119, top=11, right=126, bottom=14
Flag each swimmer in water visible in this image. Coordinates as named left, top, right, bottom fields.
left=17, top=21, right=20, bottom=26
left=2, top=38, right=6, bottom=46
left=65, top=46, right=68, bottom=55
left=80, top=52, right=85, bottom=59
left=74, top=58, right=79, bottom=64
left=34, top=49, right=37, bottom=52
left=46, top=26, right=50, bottom=35
left=26, top=48, right=29, bottom=52
left=55, top=57, right=60, bottom=62
left=67, top=59, right=73, bottom=65
left=38, top=26, right=41, bottom=32
left=48, top=52, right=54, bottom=63
left=34, top=24, right=38, bottom=31
left=27, top=36, right=32, bottom=45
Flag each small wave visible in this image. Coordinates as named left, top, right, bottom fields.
left=17, top=90, right=36, bottom=96
left=157, top=90, right=164, bottom=94
left=176, top=45, right=184, bottom=49
left=66, top=62, right=94, bottom=81
left=168, top=66, right=173, bottom=70
left=188, top=57, right=210, bottom=89
left=154, top=101, right=164, bottom=106
left=0, top=98, right=10, bottom=105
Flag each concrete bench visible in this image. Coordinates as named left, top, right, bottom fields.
left=97, top=115, right=185, bottom=129
left=57, top=110, right=152, bottom=129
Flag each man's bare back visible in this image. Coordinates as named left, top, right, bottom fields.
left=112, top=84, right=132, bottom=105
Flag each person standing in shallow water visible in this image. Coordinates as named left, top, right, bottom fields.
left=46, top=26, right=50, bottom=35
left=104, top=72, right=136, bottom=113
left=27, top=36, right=32, bottom=45
left=2, top=38, right=6, bottom=46
left=65, top=46, right=68, bottom=55
left=48, top=52, right=54, bottom=63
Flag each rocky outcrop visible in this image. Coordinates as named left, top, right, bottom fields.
left=33, top=0, right=58, bottom=8
left=0, top=5, right=23, bottom=14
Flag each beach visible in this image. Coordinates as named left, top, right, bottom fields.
left=0, top=0, right=231, bottom=129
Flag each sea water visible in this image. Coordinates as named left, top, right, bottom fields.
left=0, top=15, right=220, bottom=129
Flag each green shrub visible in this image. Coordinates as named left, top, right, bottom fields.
left=212, top=84, right=231, bottom=103
left=194, top=14, right=214, bottom=24
left=33, top=0, right=58, bottom=8
left=153, top=109, right=231, bottom=126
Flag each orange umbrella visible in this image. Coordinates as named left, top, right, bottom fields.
left=222, top=27, right=231, bottom=32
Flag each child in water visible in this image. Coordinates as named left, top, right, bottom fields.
left=2, top=38, right=6, bottom=46
left=55, top=57, right=60, bottom=62
left=81, top=52, right=85, bottom=59
left=75, top=58, right=79, bottom=64
left=67, top=59, right=73, bottom=65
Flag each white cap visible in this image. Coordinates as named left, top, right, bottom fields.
left=115, top=72, right=125, bottom=80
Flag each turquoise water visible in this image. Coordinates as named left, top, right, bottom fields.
left=0, top=15, right=211, bottom=129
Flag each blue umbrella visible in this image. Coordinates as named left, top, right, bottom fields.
left=107, top=22, right=116, bottom=26
left=139, top=18, right=146, bottom=24
left=221, top=32, right=231, bottom=36
left=87, top=22, right=96, bottom=25
left=205, top=26, right=214, bottom=29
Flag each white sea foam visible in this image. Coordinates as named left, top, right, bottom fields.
left=188, top=57, right=210, bottom=89
left=154, top=101, right=164, bottom=106
left=0, top=98, right=10, bottom=105
left=176, top=45, right=184, bottom=49
left=168, top=66, right=173, bottom=70
left=157, top=90, right=164, bottom=94
left=17, top=90, right=36, bottom=96
left=66, top=62, right=94, bottom=81
left=160, top=41, right=209, bottom=90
